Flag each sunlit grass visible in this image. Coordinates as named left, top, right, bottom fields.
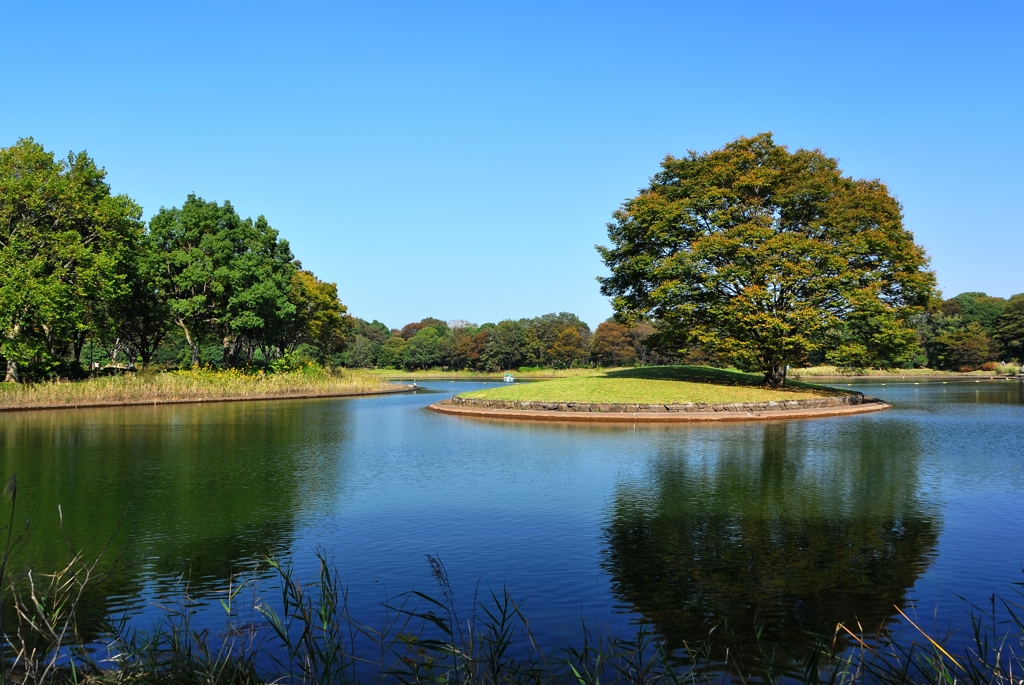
left=0, top=367, right=395, bottom=409
left=461, top=366, right=846, bottom=404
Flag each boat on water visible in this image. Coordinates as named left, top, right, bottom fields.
left=503, top=373, right=515, bottom=383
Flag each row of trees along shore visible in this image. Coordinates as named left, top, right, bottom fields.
left=0, top=138, right=347, bottom=382
left=3, top=135, right=1023, bottom=383
left=343, top=315, right=677, bottom=371
left=346, top=291, right=1024, bottom=372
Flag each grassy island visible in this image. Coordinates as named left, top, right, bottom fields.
left=459, top=366, right=847, bottom=405
left=0, top=367, right=400, bottom=411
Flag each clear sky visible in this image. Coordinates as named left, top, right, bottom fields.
left=2, top=1, right=1021, bottom=330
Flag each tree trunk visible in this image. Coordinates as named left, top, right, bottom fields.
left=5, top=359, right=18, bottom=383
left=222, top=335, right=243, bottom=368
left=177, top=320, right=200, bottom=367
left=73, top=331, right=87, bottom=363
left=764, top=363, right=787, bottom=387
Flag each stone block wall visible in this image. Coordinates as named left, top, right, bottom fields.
left=448, top=393, right=864, bottom=413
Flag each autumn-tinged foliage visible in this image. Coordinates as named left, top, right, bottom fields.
left=0, top=138, right=351, bottom=380
left=598, top=133, right=937, bottom=385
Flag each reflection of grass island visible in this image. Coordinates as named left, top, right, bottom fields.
left=463, top=366, right=846, bottom=404
left=432, top=366, right=888, bottom=422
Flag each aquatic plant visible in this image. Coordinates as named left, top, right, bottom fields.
left=0, top=486, right=1022, bottom=684
left=0, top=367, right=395, bottom=410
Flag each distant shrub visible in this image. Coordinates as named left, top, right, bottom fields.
left=981, top=361, right=1000, bottom=371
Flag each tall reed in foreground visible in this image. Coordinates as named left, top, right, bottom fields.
left=0, top=486, right=1022, bottom=684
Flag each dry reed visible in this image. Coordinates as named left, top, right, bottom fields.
left=0, top=367, right=399, bottom=410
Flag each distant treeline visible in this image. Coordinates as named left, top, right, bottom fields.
left=913, top=291, right=1024, bottom=371
left=347, top=291, right=1024, bottom=372
left=342, top=314, right=677, bottom=371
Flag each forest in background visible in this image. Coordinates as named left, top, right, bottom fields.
left=2, top=137, right=1023, bottom=381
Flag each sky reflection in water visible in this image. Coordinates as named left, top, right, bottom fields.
left=0, top=379, right=1021, bottom=664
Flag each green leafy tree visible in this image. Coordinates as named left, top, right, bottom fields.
left=276, top=270, right=349, bottom=362
left=591, top=322, right=637, bottom=367
left=467, top=328, right=490, bottom=369
left=148, top=195, right=295, bottom=367
left=103, top=232, right=172, bottom=368
left=404, top=327, right=442, bottom=369
left=941, top=292, right=1006, bottom=333
left=530, top=312, right=591, bottom=365
left=547, top=327, right=589, bottom=367
left=439, top=322, right=478, bottom=370
left=0, top=138, right=144, bottom=381
left=483, top=320, right=539, bottom=371
left=343, top=334, right=380, bottom=367
left=995, top=294, right=1024, bottom=362
left=377, top=336, right=408, bottom=368
left=932, top=321, right=999, bottom=371
left=598, top=133, right=936, bottom=385
left=352, top=318, right=391, bottom=345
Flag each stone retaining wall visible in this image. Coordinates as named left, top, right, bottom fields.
left=449, top=392, right=863, bottom=414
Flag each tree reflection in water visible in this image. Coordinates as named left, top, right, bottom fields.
left=0, top=400, right=352, bottom=643
left=602, top=420, right=940, bottom=667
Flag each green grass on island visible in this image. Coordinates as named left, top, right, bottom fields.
left=460, top=366, right=847, bottom=404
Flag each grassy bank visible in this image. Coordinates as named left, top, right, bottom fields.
left=792, top=364, right=1021, bottom=378
left=0, top=367, right=399, bottom=410
left=371, top=367, right=610, bottom=380
left=460, top=366, right=846, bottom=404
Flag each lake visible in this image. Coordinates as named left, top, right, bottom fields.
left=0, top=378, right=1022, bottom=672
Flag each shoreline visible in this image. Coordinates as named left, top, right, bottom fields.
left=428, top=397, right=890, bottom=423
left=0, top=385, right=416, bottom=414
left=794, top=373, right=1018, bottom=381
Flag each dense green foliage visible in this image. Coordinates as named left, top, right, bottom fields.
left=0, top=139, right=349, bottom=380
left=915, top=291, right=1023, bottom=370
left=0, top=138, right=145, bottom=381
left=342, top=313, right=669, bottom=371
left=598, top=133, right=937, bottom=385
left=3, top=136, right=1018, bottom=381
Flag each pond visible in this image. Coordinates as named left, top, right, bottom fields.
left=0, top=378, right=1022, bottom=672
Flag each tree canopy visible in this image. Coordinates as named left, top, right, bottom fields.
left=598, top=133, right=937, bottom=385
left=0, top=138, right=144, bottom=380
left=0, top=139, right=353, bottom=379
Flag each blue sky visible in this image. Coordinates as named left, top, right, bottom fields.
left=2, top=1, right=1021, bottom=330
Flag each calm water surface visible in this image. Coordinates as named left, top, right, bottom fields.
left=1, top=379, right=1022, bottom=664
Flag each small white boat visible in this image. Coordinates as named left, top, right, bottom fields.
left=503, top=373, right=515, bottom=383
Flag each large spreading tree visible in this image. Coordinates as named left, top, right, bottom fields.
left=0, top=138, right=144, bottom=381
left=598, top=133, right=937, bottom=385
left=148, top=195, right=296, bottom=367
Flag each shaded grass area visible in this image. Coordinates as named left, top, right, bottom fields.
left=0, top=368, right=397, bottom=410
left=460, top=366, right=846, bottom=404
left=371, top=368, right=609, bottom=380
left=793, top=364, right=1021, bottom=377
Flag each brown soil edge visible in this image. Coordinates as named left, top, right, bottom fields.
left=0, top=385, right=416, bottom=414
left=427, top=398, right=890, bottom=423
